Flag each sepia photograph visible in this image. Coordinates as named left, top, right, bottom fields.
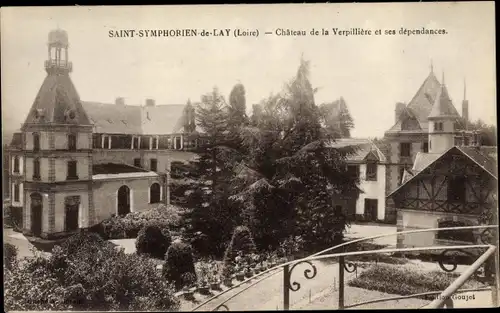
left=1, top=2, right=498, bottom=311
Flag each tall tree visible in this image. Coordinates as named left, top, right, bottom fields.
left=319, top=97, right=355, bottom=138
left=180, top=87, right=243, bottom=256
left=228, top=83, right=248, bottom=130
left=235, top=58, right=359, bottom=251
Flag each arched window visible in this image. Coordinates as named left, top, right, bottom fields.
left=150, top=183, right=161, bottom=204
left=13, top=156, right=20, bottom=173
left=33, top=158, right=41, bottom=180
left=33, top=133, right=40, bottom=151
left=437, top=220, right=475, bottom=243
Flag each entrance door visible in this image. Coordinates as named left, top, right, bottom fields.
left=117, top=185, right=131, bottom=216
left=65, top=196, right=80, bottom=231
left=364, top=199, right=378, bottom=222
left=30, top=193, right=43, bottom=236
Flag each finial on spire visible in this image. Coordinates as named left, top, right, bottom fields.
left=441, top=71, right=445, bottom=85
left=430, top=59, right=434, bottom=73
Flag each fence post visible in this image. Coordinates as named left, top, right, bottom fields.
left=338, top=256, right=345, bottom=310
left=283, top=264, right=290, bottom=310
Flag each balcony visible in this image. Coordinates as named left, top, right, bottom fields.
left=44, top=60, right=73, bottom=72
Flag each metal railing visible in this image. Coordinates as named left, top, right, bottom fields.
left=191, top=225, right=498, bottom=311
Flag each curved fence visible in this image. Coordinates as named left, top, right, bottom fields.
left=192, top=224, right=498, bottom=311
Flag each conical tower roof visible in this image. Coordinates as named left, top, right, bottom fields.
left=22, top=73, right=91, bottom=126
left=428, top=79, right=460, bottom=120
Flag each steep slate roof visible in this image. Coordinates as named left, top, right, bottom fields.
left=428, top=82, right=460, bottom=119
left=327, top=138, right=387, bottom=163
left=389, top=146, right=498, bottom=197
left=23, top=73, right=91, bottom=126
left=387, top=70, right=442, bottom=132
left=81, top=101, right=197, bottom=135
left=82, top=102, right=143, bottom=134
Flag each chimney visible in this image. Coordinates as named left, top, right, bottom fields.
left=115, top=97, right=125, bottom=106
left=145, top=99, right=155, bottom=107
left=395, top=102, right=406, bottom=123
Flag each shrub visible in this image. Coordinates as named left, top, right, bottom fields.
left=136, top=225, right=172, bottom=259
left=221, top=226, right=257, bottom=279
left=93, top=205, right=183, bottom=240
left=163, top=241, right=197, bottom=290
left=3, top=243, right=18, bottom=270
left=4, top=231, right=180, bottom=311
left=348, top=264, right=482, bottom=300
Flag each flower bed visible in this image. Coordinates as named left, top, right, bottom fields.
left=348, top=264, right=483, bottom=300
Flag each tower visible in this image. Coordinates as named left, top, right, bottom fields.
left=427, top=72, right=460, bottom=154
left=21, top=29, right=94, bottom=238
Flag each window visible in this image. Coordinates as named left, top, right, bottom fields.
left=150, top=183, right=161, bottom=203
left=134, top=158, right=142, bottom=168
left=132, top=137, right=139, bottom=149
left=102, top=135, right=110, bottom=149
left=448, top=176, right=466, bottom=202
left=13, top=156, right=20, bottom=173
left=150, top=158, right=158, bottom=172
left=68, top=133, right=77, bottom=151
left=347, top=165, right=359, bottom=180
left=365, top=162, right=377, bottom=181
left=422, top=142, right=429, bottom=153
left=33, top=133, right=40, bottom=151
left=33, top=158, right=41, bottom=180
left=175, top=136, right=182, bottom=150
left=400, top=143, right=411, bottom=157
left=435, top=122, right=444, bottom=131
left=437, top=220, right=475, bottom=243
left=67, top=161, right=78, bottom=180
left=152, top=137, right=158, bottom=150
left=13, top=184, right=20, bottom=202
left=92, top=134, right=101, bottom=148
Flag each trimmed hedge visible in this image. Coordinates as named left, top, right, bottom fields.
left=348, top=264, right=482, bottom=300
left=163, top=241, right=197, bottom=290
left=136, top=225, right=172, bottom=259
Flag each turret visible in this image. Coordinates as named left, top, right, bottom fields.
left=427, top=72, right=460, bottom=154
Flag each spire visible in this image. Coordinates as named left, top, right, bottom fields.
left=441, top=71, right=445, bottom=85
left=463, top=78, right=467, bottom=100
left=430, top=59, right=434, bottom=73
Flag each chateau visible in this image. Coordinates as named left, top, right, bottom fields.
left=5, top=29, right=494, bottom=239
left=6, top=29, right=197, bottom=239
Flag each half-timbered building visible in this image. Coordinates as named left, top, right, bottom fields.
left=388, top=76, right=497, bottom=248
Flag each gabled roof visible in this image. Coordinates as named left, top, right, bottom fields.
left=428, top=82, right=460, bottom=119
left=457, top=146, right=497, bottom=178
left=407, top=71, right=441, bottom=123
left=389, top=146, right=497, bottom=198
left=386, top=70, right=442, bottom=132
left=23, top=73, right=91, bottom=127
left=327, top=138, right=387, bottom=163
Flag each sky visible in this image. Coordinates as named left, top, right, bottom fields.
left=1, top=2, right=496, bottom=138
